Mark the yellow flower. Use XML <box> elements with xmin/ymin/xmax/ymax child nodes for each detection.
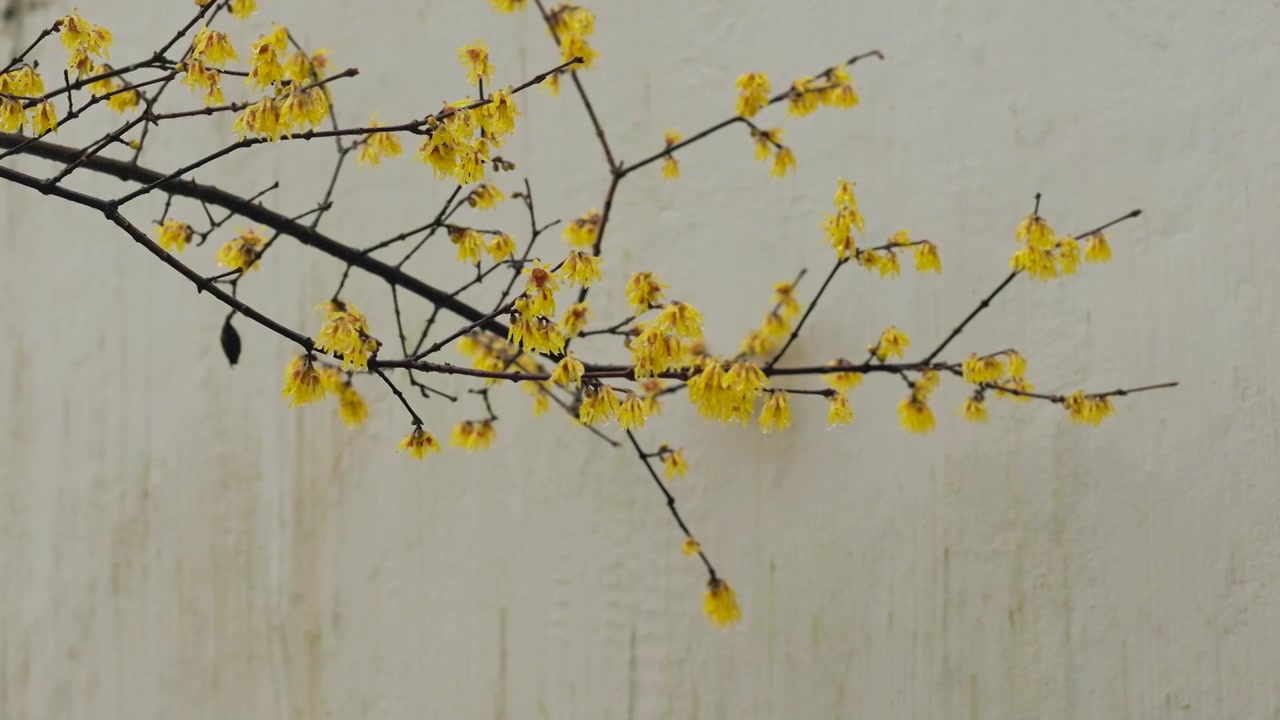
<box><xmin>897</xmin><ymin>391</ymin><xmax>936</xmax><ymax>433</ymax></box>
<box><xmin>661</xmin><ymin>156</ymin><xmax>680</xmax><ymax>180</ymax></box>
<box><xmin>875</xmin><ymin>249</ymin><xmax>901</xmax><ymax>278</ymax></box>
<box><xmin>655</xmin><ymin>301</ymin><xmax>703</xmax><ymax>339</ymax></box>
<box><xmin>561</xmin><ymin>34</ymin><xmax>597</xmax><ymax>69</ymax></box>
<box><xmin>825</xmin><ymin>360</ymin><xmax>864</xmax><ymax>392</ymax></box>
<box><xmin>452</xmin><ymin>139</ymin><xmax>487</xmax><ymax>185</ymax></box>
<box><xmin>451</xmin><ymin>420</ymin><xmax>497</xmax><ymax>451</ymax></box>
<box><xmin>266</xmin><ymin>25</ymin><xmax>289</xmax><ymax>54</ymax></box>
<box><xmin>1010</xmin><ymin>244</ymin><xmax>1059</xmax><ymax>281</ymax></box>
<box><xmin>245</xmin><ymin>35</ymin><xmax>284</xmax><ymax>91</ymax></box>
<box><xmin>520</xmin><ymin>262</ymin><xmax>560</xmax><ymax>317</ymax></box>
<box><xmin>397</xmin><ymin>426</ymin><xmax>442</xmax><ymax>459</ymax></box>
<box><xmin>416</xmin><ymin>122</ymin><xmax>457</xmax><ymax>178</ymax></box>
<box><xmin>918</xmin><ymin>370</ymin><xmax>941</xmax><ymax>397</ymax></box>
<box><xmin>550</xmin><ymin>353</ymin><xmax>585</xmax><ymax>386</ymax></box>
<box><xmin>563</xmin><ymin>210</ymin><xmax>601</xmax><ymax>249</ymax></box>
<box><xmin>450</xmin><ymin>227</ymin><xmax>486</xmax><ymax>266</ymax></box>
<box><xmin>834</xmin><ymin>178</ymin><xmax>858</xmax><ymax>210</ymax></box>
<box><xmin>1063</xmin><ymin>391</ymin><xmax>1116</xmax><ymax>425</ymax></box>
<box><xmin>0</xmin><ymin>65</ymin><xmax>44</xmax><ymax>96</ymax></box>
<box><xmin>1016</xmin><ymin>214</ymin><xmax>1056</xmax><ymax>250</ymax></box>
<box><xmin>357</xmin><ymin>116</ymin><xmax>403</xmax><ymax>167</ymax></box>
<box><xmin>549</xmin><ymin>4</ymin><xmax>595</xmax><ymax>37</ymax></box>
<box><xmin>579</xmin><ymin>385</ymin><xmax>620</xmax><ymax>426</ymax></box>
<box><xmin>278</xmin><ymin>86</ymin><xmax>328</xmax><ymax>132</ymax></box>
<box><xmin>625</xmin><ymin>272</ymin><xmax>668</xmax><ymax>313</ymax></box>
<box><xmin>827</xmin><ymin>392</ymin><xmax>853</xmax><ymax>426</ymax></box>
<box><xmin>181</xmin><ymin>60</ymin><xmax>224</xmax><ymax>106</ymax></box>
<box><xmin>459</xmin><ymin>41</ymin><xmax>494</xmax><ymax>87</ymax></box>
<box><xmin>1007</xmin><ymin>351</ymin><xmax>1027</xmax><ymax>379</ymax></box>
<box><xmin>960</xmin><ymin>396</ymin><xmax>988</xmax><ymax>423</ymax></box>
<box><xmin>281</xmin><ymin>355</ymin><xmax>326</xmax><ymax>407</ymax></box>
<box><xmin>662</xmin><ymin>446</ymin><xmax>688</xmax><ymax>479</ymax></box>
<box><xmin>703</xmin><ymin>578</ymin><xmax>742</xmax><ymax>628</ymax></box>
<box><xmin>769</xmin><ymin>146</ymin><xmax>796</xmax><ymax>178</ymax></box>
<box><xmin>767</xmin><ymin>284</ymin><xmax>801</xmax><ymax>321</ymax></box>
<box><xmin>315</xmin><ymin>301</ymin><xmax>376</xmax><ymax>371</ymax></box>
<box><xmin>488</xmin><ymin>0</ymin><xmax>527</xmax><ymax>12</ymax></box>
<box><xmin>735</xmin><ymin>72</ymin><xmax>770</xmax><ymax>118</ymax></box>
<box><xmin>682</xmin><ymin>537</ymin><xmax>701</xmax><ymax>557</ymax></box>
<box><xmin>232</xmin><ymin>96</ymin><xmax>282</xmax><ymax>140</ymax></box>
<box><xmin>337</xmin><ymin>384</ymin><xmax>368</xmax><ymax>427</ymax></box>
<box><xmin>561</xmin><ymin>302</ymin><xmax>592</xmax><ymax>337</ymax></box>
<box><xmin>30</xmin><ymin>102</ymin><xmax>57</xmax><ymax>135</ymax></box>
<box><xmin>192</xmin><ymin>27</ymin><xmax>238</xmax><ymax>68</ymax></box>
<box><xmin>1057</xmin><ymin>235</ymin><xmax>1081</xmax><ymax>275</ymax></box>
<box><xmin>468</xmin><ymin>183</ymin><xmax>505</xmax><ymax>210</ymax></box>
<box><xmin>154</xmin><ymin>220</ymin><xmax>193</xmax><ymax>254</ymax></box>
<box><xmin>617</xmin><ymin>392</ymin><xmax>647</xmax><ymax>430</ymax></box>
<box><xmin>215</xmin><ymin>228</ymin><xmax>269</xmax><ymax>272</ymax></box>
<box><xmin>752</xmin><ymin>127</ymin><xmax>782</xmax><ymax>161</ymax></box>
<box><xmin>820</xmin><ymin>65</ymin><xmax>860</xmax><ymax>108</ymax></box>
<box><xmin>786</xmin><ymin>76</ymin><xmax>820</xmax><ymax>117</ymax></box>
<box><xmin>758</xmin><ymin>390</ymin><xmax>791</xmax><ymax>433</ymax></box>
<box><xmin>873</xmin><ymin>326</ymin><xmax>910</xmax><ymax>361</ymax></box>
<box><xmin>914</xmin><ymin>241</ymin><xmax>942</xmax><ymax>273</ymax></box>
<box><xmin>479</xmin><ymin>89</ymin><xmax>519</xmax><ymax>138</ymax></box>
<box><xmin>59</xmin><ymin>11</ymin><xmax>112</xmax><ymax>58</ymax></box>
<box><xmin>229</xmin><ymin>0</ymin><xmax>257</xmax><ymax>20</ymax></box>
<box><xmin>1085</xmin><ymin>233</ymin><xmax>1112</xmax><ymax>263</ymax></box>
<box><xmin>106</xmin><ymin>88</ymin><xmax>139</xmax><ymax>114</ymax></box>
<box><xmin>559</xmin><ymin>250</ymin><xmax>603</xmax><ymax>288</ymax></box>
<box><xmin>628</xmin><ymin>323</ymin><xmax>681</xmax><ymax>379</ymax></box>
<box><xmin>961</xmin><ymin>353</ymin><xmax>1005</xmax><ymax>384</ymax></box>
<box><xmin>486</xmin><ymin>233</ymin><xmax>516</xmax><ymax>261</ymax></box>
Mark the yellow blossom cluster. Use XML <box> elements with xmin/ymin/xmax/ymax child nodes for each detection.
<box><xmin>315</xmin><ymin>300</ymin><xmax>380</xmax><ymax>371</ymax></box>
<box><xmin>659</xmin><ymin>444</ymin><xmax>688</xmax><ymax>479</ymax></box>
<box><xmin>154</xmin><ymin>220</ymin><xmax>194</xmax><ymax>254</ymax></box>
<box><xmin>740</xmin><ymin>282</ymin><xmax>802</xmax><ymax>358</ymax></box>
<box><xmin>357</xmin><ymin>115</ymin><xmax>404</xmax><ymax>167</ymax></box>
<box><xmin>0</xmin><ymin>65</ymin><xmax>56</xmax><ymax>134</ymax></box>
<box><xmin>1063</xmin><ymin>391</ymin><xmax>1116</xmax><ymax>425</ymax></box>
<box><xmin>397</xmin><ymin>426</ymin><xmax>442</xmax><ymax>459</ymax></box>
<box><xmin>60</xmin><ymin>9</ymin><xmax>112</xmax><ymax>90</ymax></box>
<box><xmin>661</xmin><ymin>129</ymin><xmax>681</xmax><ymax>179</ymax></box>
<box><xmin>824</xmin><ymin>178</ymin><xmax>865</xmax><ymax>259</ymax></box>
<box><xmin>870</xmin><ymin>325</ymin><xmax>911</xmax><ymax>361</ymax></box>
<box><xmin>468</xmin><ymin>183</ymin><xmax>505</xmax><ymax>210</ymax></box>
<box><xmin>687</xmin><ymin>358</ymin><xmax>770</xmax><ymax>426</ymax></box>
<box><xmin>282</xmin><ymin>354</ymin><xmax>326</xmax><ymax>407</ymax></box>
<box><xmin>704</xmin><ymin>578</ymin><xmax>742</xmax><ymax>628</ymax></box>
<box><xmin>562</xmin><ymin>210</ymin><xmax>601</xmax><ymax>249</ymax></box>
<box><xmin>281</xmin><ymin>358</ymin><xmax>370</xmax><ymax>428</ymax></box>
<box><xmin>547</xmin><ymin>3</ymin><xmax>597</xmax><ymax>71</ymax></box>
<box><xmin>451</xmin><ymin>420</ymin><xmax>497</xmax><ymax>451</ymax></box>
<box><xmin>786</xmin><ymin>64</ymin><xmax>860</xmax><ymax>117</ymax></box>
<box><xmin>214</xmin><ymin>227</ymin><xmax>269</xmax><ymax>272</ymax></box>
<box><xmin>1011</xmin><ymin>213</ymin><xmax>1111</xmax><ymax>280</ymax></box>
<box><xmin>416</xmin><ymin>80</ymin><xmax>519</xmax><ymax>185</ymax></box>
<box><xmin>897</xmin><ymin>378</ymin><xmax>937</xmax><ymax>434</ymax></box>
<box><xmin>487</xmin><ymin>0</ymin><xmax>528</xmax><ymax>13</ymax></box>
<box><xmin>229</xmin><ymin>0</ymin><xmax>257</xmax><ymax>20</ymax></box>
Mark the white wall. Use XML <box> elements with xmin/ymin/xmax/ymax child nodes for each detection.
<box><xmin>2</xmin><ymin>0</ymin><xmax>1277</xmax><ymax>717</ymax></box>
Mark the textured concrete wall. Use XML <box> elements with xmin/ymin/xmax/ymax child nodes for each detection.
<box><xmin>2</xmin><ymin>0</ymin><xmax>1277</xmax><ymax>718</ymax></box>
